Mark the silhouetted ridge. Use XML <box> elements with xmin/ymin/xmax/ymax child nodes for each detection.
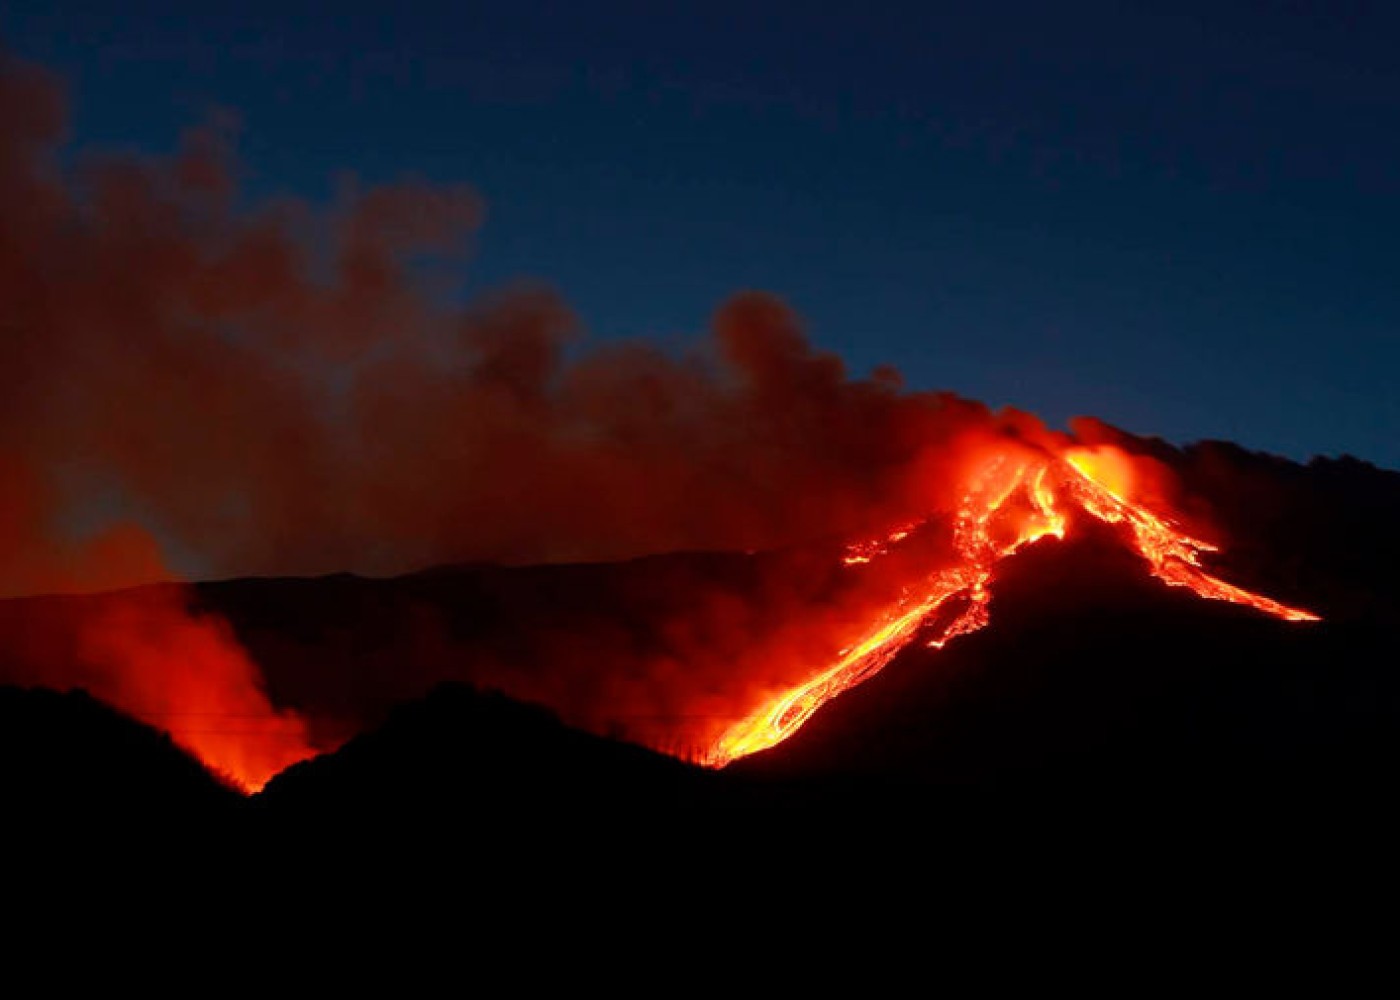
<box><xmin>1</xmin><ymin>685</ymin><xmax>243</xmax><ymax>823</ymax></box>
<box><xmin>1</xmin><ymin>441</ymin><xmax>1397</xmax><ymax>833</ymax></box>
<box><xmin>254</xmin><ymin>681</ymin><xmax>719</xmax><ymax>825</ymax></box>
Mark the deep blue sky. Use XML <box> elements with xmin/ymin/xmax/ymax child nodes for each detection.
<box><xmin>6</xmin><ymin>1</ymin><xmax>1398</xmax><ymax>468</ymax></box>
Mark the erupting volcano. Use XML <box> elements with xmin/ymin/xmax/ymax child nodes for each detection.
<box><xmin>705</xmin><ymin>441</ymin><xmax>1319</xmax><ymax>767</ymax></box>
<box><xmin>2</xmin><ymin>49</ymin><xmax>1382</xmax><ymax>813</ymax></box>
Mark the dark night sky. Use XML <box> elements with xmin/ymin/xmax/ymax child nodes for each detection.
<box><xmin>5</xmin><ymin>1</ymin><xmax>1398</xmax><ymax>469</ymax></box>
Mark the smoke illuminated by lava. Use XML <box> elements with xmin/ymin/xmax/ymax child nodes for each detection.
<box><xmin>74</xmin><ymin>585</ymin><xmax>314</xmax><ymax>792</ymax></box>
<box><xmin>0</xmin><ymin>52</ymin><xmax>1323</xmax><ymax>792</ymax></box>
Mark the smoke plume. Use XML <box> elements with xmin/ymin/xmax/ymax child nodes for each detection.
<box><xmin>12</xmin><ymin>51</ymin><xmax>1262</xmax><ymax>784</ymax></box>
<box><xmin>0</xmin><ymin>52</ymin><xmax>1042</xmax><ymax>600</ymax></box>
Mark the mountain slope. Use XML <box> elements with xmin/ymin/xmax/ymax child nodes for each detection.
<box><xmin>728</xmin><ymin>522</ymin><xmax>1400</xmax><ymax>798</ymax></box>
<box><xmin>1</xmin><ymin>441</ymin><xmax>1397</xmax><ymax>827</ymax></box>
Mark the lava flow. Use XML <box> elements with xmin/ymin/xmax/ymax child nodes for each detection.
<box><xmin>704</xmin><ymin>443</ymin><xmax>1320</xmax><ymax>767</ymax></box>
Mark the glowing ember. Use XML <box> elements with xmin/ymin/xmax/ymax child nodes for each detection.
<box><xmin>705</xmin><ymin>443</ymin><xmax>1319</xmax><ymax>767</ymax></box>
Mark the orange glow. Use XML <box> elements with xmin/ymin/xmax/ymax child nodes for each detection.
<box><xmin>1063</xmin><ymin>445</ymin><xmax>1137</xmax><ymax>500</ymax></box>
<box><xmin>705</xmin><ymin>442</ymin><xmax>1318</xmax><ymax>767</ymax></box>
<box><xmin>76</xmin><ymin>588</ymin><xmax>315</xmax><ymax>792</ymax></box>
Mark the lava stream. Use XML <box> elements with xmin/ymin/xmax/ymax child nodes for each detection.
<box><xmin>705</xmin><ymin>445</ymin><xmax>1319</xmax><ymax>767</ymax></box>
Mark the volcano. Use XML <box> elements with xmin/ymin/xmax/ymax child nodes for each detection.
<box><xmin>8</xmin><ymin>46</ymin><xmax>1395</xmax><ymax>826</ymax></box>
<box><xmin>4</xmin><ymin>436</ymin><xmax>1398</xmax><ymax>841</ymax></box>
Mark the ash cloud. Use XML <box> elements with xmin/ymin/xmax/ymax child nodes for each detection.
<box><xmin>0</xmin><ymin>51</ymin><xmax>1029</xmax><ymax>599</ymax></box>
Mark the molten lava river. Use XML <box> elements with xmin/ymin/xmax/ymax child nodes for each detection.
<box><xmin>701</xmin><ymin>443</ymin><xmax>1319</xmax><ymax>768</ymax></box>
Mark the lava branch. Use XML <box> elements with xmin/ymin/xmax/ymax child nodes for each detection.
<box><xmin>1061</xmin><ymin>451</ymin><xmax>1320</xmax><ymax>623</ymax></box>
<box><xmin>704</xmin><ymin>446</ymin><xmax>1319</xmax><ymax>768</ymax></box>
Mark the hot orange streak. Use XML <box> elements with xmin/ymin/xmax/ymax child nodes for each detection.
<box><xmin>705</xmin><ymin>446</ymin><xmax>1318</xmax><ymax>767</ymax></box>
<box><xmin>704</xmin><ymin>454</ymin><xmax>1066</xmax><ymax>765</ymax></box>
<box><xmin>1062</xmin><ymin>450</ymin><xmax>1319</xmax><ymax>623</ymax></box>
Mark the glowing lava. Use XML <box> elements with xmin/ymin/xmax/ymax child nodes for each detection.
<box><xmin>705</xmin><ymin>444</ymin><xmax>1319</xmax><ymax>767</ymax></box>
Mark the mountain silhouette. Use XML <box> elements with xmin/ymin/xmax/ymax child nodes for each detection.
<box><xmin>1</xmin><ymin>685</ymin><xmax>242</xmax><ymax>827</ymax></box>
<box><xmin>3</xmin><ymin>441</ymin><xmax>1398</xmax><ymax>851</ymax></box>
<box><xmin>729</xmin><ymin>520</ymin><xmax>1400</xmax><ymax>798</ymax></box>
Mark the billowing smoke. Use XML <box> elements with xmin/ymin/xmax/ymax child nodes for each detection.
<box><xmin>0</xmin><ymin>52</ymin><xmax>1038</xmax><ymax>602</ymax></box>
<box><xmin>18</xmin><ymin>52</ymin><xmax>1281</xmax><ymax>784</ymax></box>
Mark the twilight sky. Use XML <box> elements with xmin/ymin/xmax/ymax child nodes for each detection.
<box><xmin>5</xmin><ymin>0</ymin><xmax>1398</xmax><ymax>469</ymax></box>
